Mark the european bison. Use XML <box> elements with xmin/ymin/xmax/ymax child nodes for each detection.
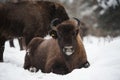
<box><xmin>0</xmin><ymin>1</ymin><xmax>69</xmax><ymax>62</ymax></box>
<box><xmin>24</xmin><ymin>18</ymin><xmax>90</xmax><ymax>75</ymax></box>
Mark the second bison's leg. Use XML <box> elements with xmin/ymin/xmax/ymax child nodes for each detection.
<box><xmin>18</xmin><ymin>37</ymin><xmax>26</xmax><ymax>50</ymax></box>
<box><xmin>0</xmin><ymin>46</ymin><xmax>4</xmax><ymax>62</ymax></box>
<box><xmin>0</xmin><ymin>37</ymin><xmax>6</xmax><ymax>62</ymax></box>
<box><xmin>21</xmin><ymin>37</ymin><xmax>26</xmax><ymax>50</ymax></box>
<box><xmin>9</xmin><ymin>39</ymin><xmax>15</xmax><ymax>47</ymax></box>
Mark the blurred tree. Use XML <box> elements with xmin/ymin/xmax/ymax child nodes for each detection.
<box><xmin>97</xmin><ymin>0</ymin><xmax>120</xmax><ymax>37</ymax></box>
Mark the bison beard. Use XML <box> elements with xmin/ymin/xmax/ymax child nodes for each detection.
<box><xmin>0</xmin><ymin>1</ymin><xmax>69</xmax><ymax>62</ymax></box>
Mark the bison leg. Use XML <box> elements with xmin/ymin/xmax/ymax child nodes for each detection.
<box><xmin>0</xmin><ymin>46</ymin><xmax>4</xmax><ymax>62</ymax></box>
<box><xmin>21</xmin><ymin>37</ymin><xmax>26</xmax><ymax>50</ymax></box>
<box><xmin>83</xmin><ymin>61</ymin><xmax>90</xmax><ymax>68</ymax></box>
<box><xmin>23</xmin><ymin>52</ymin><xmax>31</xmax><ymax>70</ymax></box>
<box><xmin>9</xmin><ymin>39</ymin><xmax>15</xmax><ymax>47</ymax></box>
<box><xmin>45</xmin><ymin>59</ymin><xmax>56</xmax><ymax>73</ymax></box>
<box><xmin>29</xmin><ymin>66</ymin><xmax>38</xmax><ymax>72</ymax></box>
<box><xmin>24</xmin><ymin>51</ymin><xmax>39</xmax><ymax>72</ymax></box>
<box><xmin>18</xmin><ymin>37</ymin><xmax>26</xmax><ymax>50</ymax></box>
<box><xmin>0</xmin><ymin>37</ymin><xmax>6</xmax><ymax>62</ymax></box>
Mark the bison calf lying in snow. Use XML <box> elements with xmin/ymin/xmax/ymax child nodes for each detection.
<box><xmin>24</xmin><ymin>18</ymin><xmax>90</xmax><ymax>75</ymax></box>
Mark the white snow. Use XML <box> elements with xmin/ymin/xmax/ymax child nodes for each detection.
<box><xmin>0</xmin><ymin>36</ymin><xmax>120</xmax><ymax>80</ymax></box>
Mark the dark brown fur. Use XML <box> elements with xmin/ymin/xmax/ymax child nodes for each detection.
<box><xmin>24</xmin><ymin>19</ymin><xmax>89</xmax><ymax>75</ymax></box>
<box><xmin>0</xmin><ymin>1</ymin><xmax>69</xmax><ymax>62</ymax></box>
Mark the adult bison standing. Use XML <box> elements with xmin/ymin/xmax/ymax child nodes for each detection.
<box><xmin>0</xmin><ymin>1</ymin><xmax>69</xmax><ymax>62</ymax></box>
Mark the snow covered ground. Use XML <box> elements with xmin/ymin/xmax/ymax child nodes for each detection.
<box><xmin>0</xmin><ymin>36</ymin><xmax>120</xmax><ymax>80</ymax></box>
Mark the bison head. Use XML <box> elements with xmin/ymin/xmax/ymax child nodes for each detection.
<box><xmin>49</xmin><ymin>18</ymin><xmax>80</xmax><ymax>56</ymax></box>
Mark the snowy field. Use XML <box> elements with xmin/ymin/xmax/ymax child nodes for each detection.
<box><xmin>0</xmin><ymin>36</ymin><xmax>120</xmax><ymax>80</ymax></box>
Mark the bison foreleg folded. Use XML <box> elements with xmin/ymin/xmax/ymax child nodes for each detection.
<box><xmin>23</xmin><ymin>52</ymin><xmax>31</xmax><ymax>70</ymax></box>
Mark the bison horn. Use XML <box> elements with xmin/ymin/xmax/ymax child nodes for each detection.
<box><xmin>51</xmin><ymin>18</ymin><xmax>61</xmax><ymax>29</ymax></box>
<box><xmin>73</xmin><ymin>17</ymin><xmax>80</xmax><ymax>26</ymax></box>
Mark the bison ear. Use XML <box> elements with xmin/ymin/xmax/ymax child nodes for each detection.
<box><xmin>49</xmin><ymin>30</ymin><xmax>57</xmax><ymax>39</ymax></box>
<box><xmin>73</xmin><ymin>17</ymin><xmax>80</xmax><ymax>26</ymax></box>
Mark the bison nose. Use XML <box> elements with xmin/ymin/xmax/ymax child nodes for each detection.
<box><xmin>63</xmin><ymin>46</ymin><xmax>74</xmax><ymax>56</ymax></box>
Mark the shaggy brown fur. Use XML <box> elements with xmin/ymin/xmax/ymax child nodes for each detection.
<box><xmin>0</xmin><ymin>1</ymin><xmax>69</xmax><ymax>62</ymax></box>
<box><xmin>24</xmin><ymin>19</ymin><xmax>89</xmax><ymax>75</ymax></box>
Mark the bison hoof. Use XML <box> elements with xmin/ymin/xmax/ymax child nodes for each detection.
<box><xmin>29</xmin><ymin>67</ymin><xmax>37</xmax><ymax>72</ymax></box>
<box><xmin>83</xmin><ymin>61</ymin><xmax>90</xmax><ymax>68</ymax></box>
